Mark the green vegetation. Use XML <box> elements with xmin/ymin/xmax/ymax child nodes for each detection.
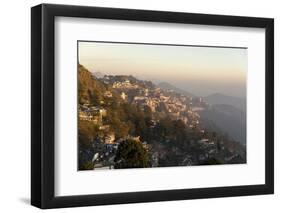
<box><xmin>79</xmin><ymin>64</ymin><xmax>106</xmax><ymax>105</ymax></box>
<box><xmin>202</xmin><ymin>158</ymin><xmax>222</xmax><ymax>165</ymax></box>
<box><xmin>114</xmin><ymin>139</ymin><xmax>150</xmax><ymax>169</ymax></box>
<box><xmin>78</xmin><ymin>120</ymin><xmax>99</xmax><ymax>149</ymax></box>
<box><xmin>79</xmin><ymin>161</ymin><xmax>94</xmax><ymax>170</ymax></box>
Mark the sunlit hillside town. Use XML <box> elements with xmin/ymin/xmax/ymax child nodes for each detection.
<box><xmin>78</xmin><ymin>70</ymin><xmax>246</xmax><ymax>170</ymax></box>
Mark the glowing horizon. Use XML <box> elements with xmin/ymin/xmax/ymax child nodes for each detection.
<box><xmin>78</xmin><ymin>41</ymin><xmax>247</xmax><ymax>98</ymax></box>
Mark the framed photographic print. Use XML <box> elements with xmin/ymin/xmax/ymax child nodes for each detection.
<box><xmin>31</xmin><ymin>3</ymin><xmax>274</xmax><ymax>209</ymax></box>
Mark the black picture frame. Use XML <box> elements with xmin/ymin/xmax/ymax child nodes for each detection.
<box><xmin>31</xmin><ymin>3</ymin><xmax>274</xmax><ymax>209</ymax></box>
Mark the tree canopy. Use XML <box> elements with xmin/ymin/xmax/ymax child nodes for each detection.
<box><xmin>114</xmin><ymin>139</ymin><xmax>149</xmax><ymax>169</ymax></box>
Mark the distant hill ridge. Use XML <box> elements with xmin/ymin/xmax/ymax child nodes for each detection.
<box><xmin>199</xmin><ymin>103</ymin><xmax>246</xmax><ymax>144</ymax></box>
<box><xmin>204</xmin><ymin>93</ymin><xmax>246</xmax><ymax>112</ymax></box>
<box><xmin>157</xmin><ymin>82</ymin><xmax>194</xmax><ymax>97</ymax></box>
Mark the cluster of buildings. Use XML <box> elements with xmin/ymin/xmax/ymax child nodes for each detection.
<box><xmin>106</xmin><ymin>77</ymin><xmax>204</xmax><ymax>129</ymax></box>
<box><xmin>112</xmin><ymin>79</ymin><xmax>139</xmax><ymax>89</ymax></box>
<box><xmin>186</xmin><ymin>110</ymin><xmax>201</xmax><ymax>128</ymax></box>
<box><xmin>78</xmin><ymin>104</ymin><xmax>107</xmax><ymax>125</ymax></box>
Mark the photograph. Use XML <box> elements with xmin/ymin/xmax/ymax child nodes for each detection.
<box><xmin>78</xmin><ymin>41</ymin><xmax>247</xmax><ymax>170</ymax></box>
<box><xmin>29</xmin><ymin>3</ymin><xmax>274</xmax><ymax>209</ymax></box>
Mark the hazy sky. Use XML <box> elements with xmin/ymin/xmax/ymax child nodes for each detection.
<box><xmin>78</xmin><ymin>41</ymin><xmax>247</xmax><ymax>98</ymax></box>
